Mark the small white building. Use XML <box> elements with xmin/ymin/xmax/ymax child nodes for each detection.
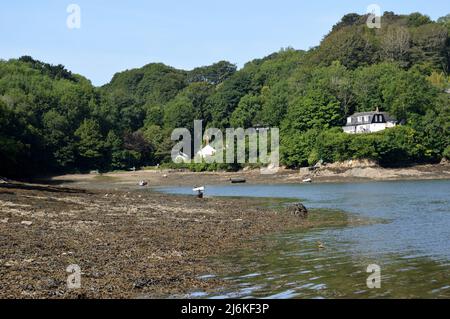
<box><xmin>343</xmin><ymin>110</ymin><xmax>397</xmax><ymax>134</ymax></box>
<box><xmin>196</xmin><ymin>144</ymin><xmax>217</xmax><ymax>158</ymax></box>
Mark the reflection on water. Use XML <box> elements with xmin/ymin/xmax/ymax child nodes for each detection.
<box><xmin>204</xmin><ymin>230</ymin><xmax>449</xmax><ymax>298</ymax></box>
<box><xmin>158</xmin><ymin>180</ymin><xmax>450</xmax><ymax>298</ymax></box>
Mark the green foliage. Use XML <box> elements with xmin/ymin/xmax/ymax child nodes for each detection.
<box><xmin>0</xmin><ymin>11</ymin><xmax>449</xmax><ymax>176</ymax></box>
<box><xmin>314</xmin><ymin>25</ymin><xmax>379</xmax><ymax>69</ymax></box>
<box><xmin>18</xmin><ymin>56</ymin><xmax>77</xmax><ymax>81</ymax></box>
<box><xmin>444</xmin><ymin>146</ymin><xmax>450</xmax><ymax>160</ymax></box>
<box><xmin>312</xmin><ymin>12</ymin><xmax>449</xmax><ymax>73</ymax></box>
<box><xmin>75</xmin><ymin>119</ymin><xmax>105</xmax><ymax>169</ymax></box>
<box><xmin>0</xmin><ymin>99</ymin><xmax>28</xmax><ymax>175</ymax></box>
<box><xmin>408</xmin><ymin>13</ymin><xmax>432</xmax><ymax>27</ymax></box>
<box><xmin>230</xmin><ymin>94</ymin><xmax>262</xmax><ymax>128</ymax></box>
<box><xmin>281</xmin><ymin>90</ymin><xmax>342</xmax><ymax>133</ymax></box>
<box><xmin>437</xmin><ymin>14</ymin><xmax>450</xmax><ymax>33</ymax></box>
<box><xmin>188</xmin><ymin>61</ymin><xmax>237</xmax><ymax>85</ymax></box>
<box><xmin>280</xmin><ymin>129</ymin><xmax>319</xmax><ymax>168</ymax></box>
<box><xmin>163</xmin><ymin>82</ymin><xmax>213</xmax><ymax>131</ymax></box>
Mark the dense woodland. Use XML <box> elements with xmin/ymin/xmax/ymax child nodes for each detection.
<box><xmin>1</xmin><ymin>12</ymin><xmax>450</xmax><ymax>177</ymax></box>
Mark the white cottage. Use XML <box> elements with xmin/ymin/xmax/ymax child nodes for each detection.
<box><xmin>343</xmin><ymin>110</ymin><xmax>397</xmax><ymax>134</ymax></box>
<box><xmin>196</xmin><ymin>144</ymin><xmax>217</xmax><ymax>158</ymax></box>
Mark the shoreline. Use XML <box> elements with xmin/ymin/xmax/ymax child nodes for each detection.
<box><xmin>43</xmin><ymin>162</ymin><xmax>450</xmax><ymax>189</ymax></box>
<box><xmin>1</xmin><ymin>162</ymin><xmax>447</xmax><ymax>299</ymax></box>
<box><xmin>0</xmin><ymin>181</ymin><xmax>355</xmax><ymax>299</ymax></box>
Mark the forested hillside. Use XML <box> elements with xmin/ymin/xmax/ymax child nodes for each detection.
<box><xmin>1</xmin><ymin>12</ymin><xmax>449</xmax><ymax>177</ymax></box>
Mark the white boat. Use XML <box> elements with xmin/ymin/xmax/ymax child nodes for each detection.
<box><xmin>193</xmin><ymin>186</ymin><xmax>205</xmax><ymax>192</ymax></box>
<box><xmin>193</xmin><ymin>186</ymin><xmax>205</xmax><ymax>199</ymax></box>
<box><xmin>138</xmin><ymin>180</ymin><xmax>148</xmax><ymax>187</ymax></box>
<box><xmin>303</xmin><ymin>178</ymin><xmax>312</xmax><ymax>183</ymax></box>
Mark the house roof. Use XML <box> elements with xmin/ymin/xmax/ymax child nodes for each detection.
<box><xmin>347</xmin><ymin>111</ymin><xmax>396</xmax><ymax>124</ymax></box>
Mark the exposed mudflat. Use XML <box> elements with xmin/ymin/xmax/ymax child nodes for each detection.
<box><xmin>0</xmin><ymin>182</ymin><xmax>350</xmax><ymax>299</ymax></box>
<box><xmin>3</xmin><ymin>162</ymin><xmax>445</xmax><ymax>299</ymax></box>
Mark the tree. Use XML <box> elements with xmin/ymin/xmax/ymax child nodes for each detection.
<box><xmin>259</xmin><ymin>83</ymin><xmax>290</xmax><ymax>127</ymax></box>
<box><xmin>0</xmin><ymin>100</ymin><xmax>28</xmax><ymax>176</ymax></box>
<box><xmin>410</xmin><ymin>24</ymin><xmax>448</xmax><ymax>72</ymax></box>
<box><xmin>123</xmin><ymin>131</ymin><xmax>152</xmax><ymax>167</ymax></box>
<box><xmin>407</xmin><ymin>13</ymin><xmax>432</xmax><ymax>27</ymax></box>
<box><xmin>42</xmin><ymin>110</ymin><xmax>75</xmax><ymax>168</ymax></box>
<box><xmin>437</xmin><ymin>14</ymin><xmax>450</xmax><ymax>33</ymax></box>
<box><xmin>104</xmin><ymin>130</ymin><xmax>143</xmax><ymax>170</ymax></box>
<box><xmin>230</xmin><ymin>94</ymin><xmax>262</xmax><ymax>128</ymax></box>
<box><xmin>314</xmin><ymin>25</ymin><xmax>378</xmax><ymax>69</ymax></box>
<box><xmin>205</xmin><ymin>71</ymin><xmax>253</xmax><ymax>128</ymax></box>
<box><xmin>75</xmin><ymin>119</ymin><xmax>105</xmax><ymax>169</ymax></box>
<box><xmin>281</xmin><ymin>91</ymin><xmax>342</xmax><ymax>133</ymax></box>
<box><xmin>188</xmin><ymin>61</ymin><xmax>237</xmax><ymax>85</ymax></box>
<box><xmin>163</xmin><ymin>82</ymin><xmax>213</xmax><ymax>131</ymax></box>
<box><xmin>143</xmin><ymin>125</ymin><xmax>173</xmax><ymax>164</ymax></box>
<box><xmin>381</xmin><ymin>26</ymin><xmax>411</xmax><ymax>67</ymax></box>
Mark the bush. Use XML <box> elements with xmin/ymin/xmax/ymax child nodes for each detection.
<box><xmin>443</xmin><ymin>145</ymin><xmax>450</xmax><ymax>160</ymax></box>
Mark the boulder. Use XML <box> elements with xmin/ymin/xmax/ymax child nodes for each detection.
<box><xmin>286</xmin><ymin>203</ymin><xmax>308</xmax><ymax>219</ymax></box>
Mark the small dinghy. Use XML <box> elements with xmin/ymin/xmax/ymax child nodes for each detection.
<box><xmin>230</xmin><ymin>178</ymin><xmax>246</xmax><ymax>184</ymax></box>
<box><xmin>138</xmin><ymin>180</ymin><xmax>148</xmax><ymax>187</ymax></box>
<box><xmin>193</xmin><ymin>186</ymin><xmax>205</xmax><ymax>198</ymax></box>
<box><xmin>302</xmin><ymin>178</ymin><xmax>312</xmax><ymax>183</ymax></box>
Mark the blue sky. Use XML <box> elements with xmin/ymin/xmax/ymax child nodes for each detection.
<box><xmin>1</xmin><ymin>0</ymin><xmax>448</xmax><ymax>86</ymax></box>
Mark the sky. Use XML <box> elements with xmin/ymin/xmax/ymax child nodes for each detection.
<box><xmin>1</xmin><ymin>0</ymin><xmax>449</xmax><ymax>86</ymax></box>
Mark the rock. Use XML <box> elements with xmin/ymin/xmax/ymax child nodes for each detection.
<box><xmin>42</xmin><ymin>278</ymin><xmax>62</xmax><ymax>290</ymax></box>
<box><xmin>21</xmin><ymin>221</ymin><xmax>33</xmax><ymax>226</ymax></box>
<box><xmin>0</xmin><ymin>218</ymin><xmax>9</xmax><ymax>223</ymax></box>
<box><xmin>133</xmin><ymin>278</ymin><xmax>159</xmax><ymax>289</ymax></box>
<box><xmin>5</xmin><ymin>260</ymin><xmax>16</xmax><ymax>267</ymax></box>
<box><xmin>286</xmin><ymin>203</ymin><xmax>308</xmax><ymax>219</ymax></box>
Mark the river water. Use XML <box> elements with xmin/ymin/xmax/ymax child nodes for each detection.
<box><xmin>158</xmin><ymin>180</ymin><xmax>450</xmax><ymax>298</ymax></box>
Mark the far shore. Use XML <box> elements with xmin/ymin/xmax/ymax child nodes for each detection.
<box><xmin>45</xmin><ymin>162</ymin><xmax>450</xmax><ymax>190</ymax></box>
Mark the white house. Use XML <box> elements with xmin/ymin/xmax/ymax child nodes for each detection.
<box><xmin>343</xmin><ymin>109</ymin><xmax>397</xmax><ymax>134</ymax></box>
<box><xmin>196</xmin><ymin>144</ymin><xmax>217</xmax><ymax>158</ymax></box>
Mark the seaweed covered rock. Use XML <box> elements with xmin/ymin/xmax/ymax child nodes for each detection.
<box><xmin>286</xmin><ymin>203</ymin><xmax>309</xmax><ymax>219</ymax></box>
